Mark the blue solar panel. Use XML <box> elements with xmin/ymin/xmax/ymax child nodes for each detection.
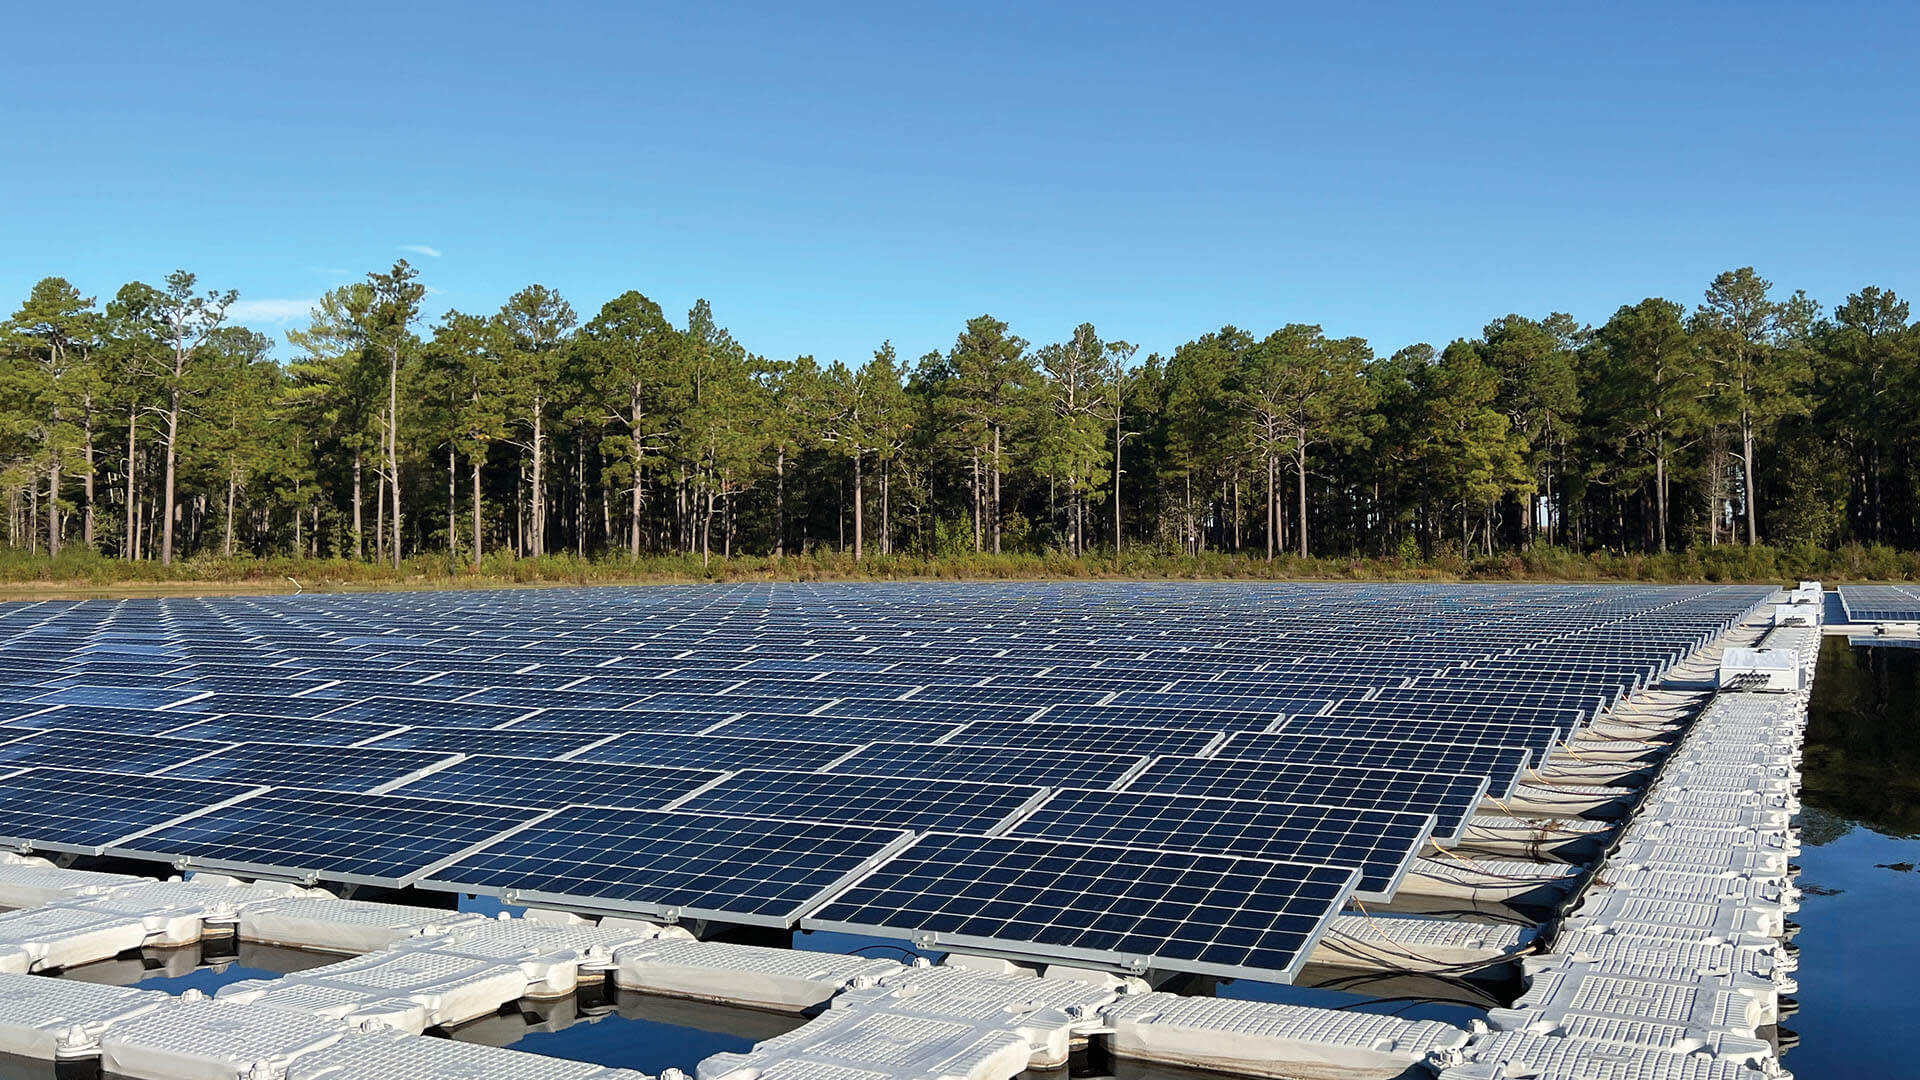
<box><xmin>828</xmin><ymin>741</ymin><xmax>1148</xmax><ymax>789</ymax></box>
<box><xmin>571</xmin><ymin>731</ymin><xmax>861</xmax><ymax>772</ymax></box>
<box><xmin>1125</xmin><ymin>757</ymin><xmax>1488</xmax><ymax>843</ymax></box>
<box><xmin>161</xmin><ymin>742</ymin><xmax>458</xmax><ymax>793</ymax></box>
<box><xmin>805</xmin><ymin>833</ymin><xmax>1359</xmax><ymax>982</ymax></box>
<box><xmin>421</xmin><ymin>807</ymin><xmax>915</xmax><ymax>926</ymax></box>
<box><xmin>1005</xmin><ymin>787</ymin><xmax>1431</xmax><ymax>900</ymax></box>
<box><xmin>111</xmin><ymin>788</ymin><xmax>546</xmax><ymax>887</ymax></box>
<box><xmin>0</xmin><ymin>767</ymin><xmax>262</xmax><ymax>854</ymax></box>
<box><xmin>675</xmin><ymin>769</ymin><xmax>1046</xmax><ymax>833</ymax></box>
<box><xmin>382</xmin><ymin>754</ymin><xmax>723</xmax><ymax>809</ymax></box>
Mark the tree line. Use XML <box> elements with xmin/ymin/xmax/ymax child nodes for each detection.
<box><xmin>3</xmin><ymin>262</ymin><xmax>1915</xmax><ymax>569</ymax></box>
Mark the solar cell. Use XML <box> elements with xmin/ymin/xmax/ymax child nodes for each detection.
<box><xmin>421</xmin><ymin>806</ymin><xmax>915</xmax><ymax>926</ymax></box>
<box><xmin>0</xmin><ymin>767</ymin><xmax>263</xmax><ymax>854</ymax></box>
<box><xmin>110</xmin><ymin>788</ymin><xmax>547</xmax><ymax>887</ymax></box>
<box><xmin>814</xmin><ymin>698</ymin><xmax>1047</xmax><ymax>725</ymax></box>
<box><xmin>2</xmin><ymin>704</ymin><xmax>193</xmax><ymax>735</ymax></box>
<box><xmin>1125</xmin><ymin>757</ymin><xmax>1488</xmax><ymax>842</ymax></box>
<box><xmin>315</xmin><ymin>696</ymin><xmax>535</xmax><ymax>728</ymax></box>
<box><xmin>674</xmin><ymin>769</ymin><xmax>1046</xmax><ymax>833</ymax></box>
<box><xmin>0</xmin><ymin>729</ymin><xmax>230</xmax><ymax>774</ymax></box>
<box><xmin>941</xmin><ymin>719</ymin><xmax>1223</xmax><ymax>758</ymax></box>
<box><xmin>158</xmin><ymin>714</ymin><xmax>404</xmax><ymax>746</ymax></box>
<box><xmin>705</xmin><ymin>712</ymin><xmax>961</xmax><ymax>744</ymax></box>
<box><xmin>828</xmin><ymin>741</ymin><xmax>1148</xmax><ymax>789</ymax></box>
<box><xmin>571</xmin><ymin>731</ymin><xmax>861</xmax><ymax>772</ymax></box>
<box><xmin>510</xmin><ymin>708</ymin><xmax>724</xmax><ymax>734</ymax></box>
<box><xmin>1005</xmin><ymin>788</ymin><xmax>1431</xmax><ymax>899</ymax></box>
<box><xmin>157</xmin><ymin>693</ymin><xmax>352</xmax><ymax>718</ymax></box>
<box><xmin>1211</xmin><ymin>732</ymin><xmax>1533</xmax><ymax>798</ymax></box>
<box><xmin>360</xmin><ymin>726</ymin><xmax>614</xmax><ymax>758</ymax></box>
<box><xmin>805</xmin><ymin>833</ymin><xmax>1359</xmax><ymax>982</ymax></box>
<box><xmin>382</xmin><ymin>754</ymin><xmax>723</xmax><ymax>809</ymax></box>
<box><xmin>161</xmin><ymin>742</ymin><xmax>458</xmax><ymax>793</ymax></box>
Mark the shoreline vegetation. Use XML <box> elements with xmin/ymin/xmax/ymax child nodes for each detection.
<box><xmin>1</xmin><ymin>544</ymin><xmax>1914</xmax><ymax>598</ymax></box>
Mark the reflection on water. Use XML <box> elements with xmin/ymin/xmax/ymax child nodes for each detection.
<box><xmin>1793</xmin><ymin>638</ymin><xmax>1920</xmax><ymax>1079</ymax></box>
<box><xmin>58</xmin><ymin>939</ymin><xmax>337</xmax><ymax>995</ymax></box>
<box><xmin>446</xmin><ymin>982</ymin><xmax>802</xmax><ymax>1074</ymax></box>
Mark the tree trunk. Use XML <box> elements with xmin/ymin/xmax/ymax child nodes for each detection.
<box><xmin>447</xmin><ymin>443</ymin><xmax>458</xmax><ymax>563</ymax></box>
<box><xmin>1654</xmin><ymin>436</ymin><xmax>1670</xmax><ymax>554</ymax></box>
<box><xmin>970</xmin><ymin>448</ymin><xmax>982</xmax><ymax>553</ymax></box>
<box><xmin>160</xmin><ymin>389</ymin><xmax>180</xmax><ymax>566</ymax></box>
<box><xmin>223</xmin><ymin>465</ymin><xmax>236</xmax><ymax>557</ymax></box>
<box><xmin>388</xmin><ymin>347</ymin><xmax>402</xmax><ymax>570</ymax></box>
<box><xmin>472</xmin><ymin>453</ymin><xmax>485</xmax><ymax>566</ymax></box>
<box><xmin>881</xmin><ymin>456</ymin><xmax>892</xmax><ymax>556</ymax></box>
<box><xmin>81</xmin><ymin>400</ymin><xmax>95</xmax><ymax>549</ymax></box>
<box><xmin>124</xmin><ymin>403</ymin><xmax>138</xmax><ymax>560</ymax></box>
<box><xmin>991</xmin><ymin>426</ymin><xmax>1002</xmax><ymax>554</ymax></box>
<box><xmin>852</xmin><ymin>450</ymin><xmax>864</xmax><ymax>561</ymax></box>
<box><xmin>47</xmin><ymin>461</ymin><xmax>62</xmax><ymax>559</ymax></box>
<box><xmin>375</xmin><ymin>446</ymin><xmax>387</xmax><ymax>565</ymax></box>
<box><xmin>700</xmin><ymin>483</ymin><xmax>713</xmax><ymax>568</ymax></box>
<box><xmin>1296</xmin><ymin>445</ymin><xmax>1310</xmax><ymax>558</ymax></box>
<box><xmin>352</xmin><ymin>452</ymin><xmax>364</xmax><ymax>560</ymax></box>
<box><xmin>530</xmin><ymin>404</ymin><xmax>545</xmax><ymax>558</ymax></box>
<box><xmin>1266</xmin><ymin>454</ymin><xmax>1277</xmax><ymax>561</ymax></box>
<box><xmin>1742</xmin><ymin>421</ymin><xmax>1759</xmax><ymax>545</ymax></box>
<box><xmin>774</xmin><ymin>446</ymin><xmax>786</xmax><ymax>557</ymax></box>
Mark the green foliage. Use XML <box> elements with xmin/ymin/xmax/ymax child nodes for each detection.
<box><xmin>3</xmin><ymin>264</ymin><xmax>1920</xmax><ymax>579</ymax></box>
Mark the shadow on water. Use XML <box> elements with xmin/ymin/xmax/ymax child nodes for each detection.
<box><xmin>1791</xmin><ymin>637</ymin><xmax>1920</xmax><ymax>1079</ymax></box>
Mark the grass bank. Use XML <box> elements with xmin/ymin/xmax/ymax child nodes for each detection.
<box><xmin>0</xmin><ymin>543</ymin><xmax>1915</xmax><ymax>598</ymax></box>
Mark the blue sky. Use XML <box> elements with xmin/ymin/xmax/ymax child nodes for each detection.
<box><xmin>4</xmin><ymin>2</ymin><xmax>1913</xmax><ymax>364</ymax></box>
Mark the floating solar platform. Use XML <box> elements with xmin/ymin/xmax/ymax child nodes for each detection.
<box><xmin>0</xmin><ymin>580</ymin><xmax>1774</xmax><ymax>985</ymax></box>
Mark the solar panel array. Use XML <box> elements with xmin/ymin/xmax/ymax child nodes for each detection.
<box><xmin>0</xmin><ymin>581</ymin><xmax>1769</xmax><ymax>981</ymax></box>
<box><xmin>1837</xmin><ymin>584</ymin><xmax>1920</xmax><ymax>623</ymax></box>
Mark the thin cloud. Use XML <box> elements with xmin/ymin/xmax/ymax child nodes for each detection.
<box><xmin>399</xmin><ymin>244</ymin><xmax>442</xmax><ymax>258</ymax></box>
<box><xmin>227</xmin><ymin>298</ymin><xmax>318</xmax><ymax>324</ymax></box>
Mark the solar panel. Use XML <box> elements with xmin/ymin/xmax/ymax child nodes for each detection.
<box><xmin>571</xmin><ymin>731</ymin><xmax>861</xmax><ymax>772</ymax></box>
<box><xmin>109</xmin><ymin>788</ymin><xmax>547</xmax><ymax>887</ymax></box>
<box><xmin>674</xmin><ymin>769</ymin><xmax>1047</xmax><ymax>833</ymax></box>
<box><xmin>940</xmin><ymin>719</ymin><xmax>1224</xmax><ymax>758</ymax></box>
<box><xmin>27</xmin><ymin>685</ymin><xmax>205</xmax><ymax>709</ymax></box>
<box><xmin>157</xmin><ymin>693</ymin><xmax>356</xmax><ymax>718</ymax></box>
<box><xmin>420</xmin><ymin>806</ymin><xmax>915</xmax><ymax>926</ymax></box>
<box><xmin>1125</xmin><ymin>757</ymin><xmax>1488</xmax><ymax>842</ymax></box>
<box><xmin>315</xmin><ymin>696</ymin><xmax>535</xmax><ymax>728</ymax></box>
<box><xmin>455</xmin><ymin>686</ymin><xmax>647</xmax><ymax>709</ymax></box>
<box><xmin>1</xmin><ymin>704</ymin><xmax>191</xmax><ymax>735</ymax></box>
<box><xmin>0</xmin><ymin>767</ymin><xmax>263</xmax><ymax>855</ymax></box>
<box><xmin>1005</xmin><ymin>788</ymin><xmax>1431</xmax><ymax>900</ymax></box>
<box><xmin>159</xmin><ymin>714</ymin><xmax>405</xmax><ymax>746</ymax></box>
<box><xmin>704</xmin><ymin>712</ymin><xmax>961</xmax><ymax>744</ymax></box>
<box><xmin>360</xmin><ymin>727</ymin><xmax>614</xmax><ymax>758</ymax></box>
<box><xmin>510</xmin><ymin>708</ymin><xmax>723</xmax><ymax>735</ymax></box>
<box><xmin>816</xmin><ymin>699</ymin><xmax>1048</xmax><ymax>725</ymax></box>
<box><xmin>828</xmin><ymin>742</ymin><xmax>1149</xmax><ymax>789</ymax></box>
<box><xmin>161</xmin><ymin>742</ymin><xmax>458</xmax><ymax>793</ymax></box>
<box><xmin>1210</xmin><ymin>732</ymin><xmax>1533</xmax><ymax>799</ymax></box>
<box><xmin>381</xmin><ymin>754</ymin><xmax>724</xmax><ymax>809</ymax></box>
<box><xmin>805</xmin><ymin>833</ymin><xmax>1359</xmax><ymax>982</ymax></box>
<box><xmin>1326</xmin><ymin>698</ymin><xmax>1586</xmax><ymax>733</ymax></box>
<box><xmin>1283</xmin><ymin>712</ymin><xmax>1564</xmax><ymax>759</ymax></box>
<box><xmin>0</xmin><ymin>729</ymin><xmax>230</xmax><ymax>774</ymax></box>
<box><xmin>1031</xmin><ymin>703</ymin><xmax>1285</xmax><ymax>732</ymax></box>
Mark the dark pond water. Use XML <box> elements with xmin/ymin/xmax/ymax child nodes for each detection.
<box><xmin>1791</xmin><ymin>637</ymin><xmax>1920</xmax><ymax>1078</ymax></box>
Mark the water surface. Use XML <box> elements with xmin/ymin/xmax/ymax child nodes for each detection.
<box><xmin>1792</xmin><ymin>638</ymin><xmax>1920</xmax><ymax>1078</ymax></box>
